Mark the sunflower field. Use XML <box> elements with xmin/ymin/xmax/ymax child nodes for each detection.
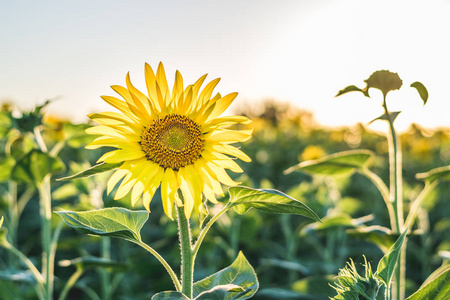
<box><xmin>0</xmin><ymin>66</ymin><xmax>449</xmax><ymax>300</ymax></box>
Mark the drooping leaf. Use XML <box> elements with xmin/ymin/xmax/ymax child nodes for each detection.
<box><xmin>56</xmin><ymin>207</ymin><xmax>149</xmax><ymax>243</ymax></box>
<box><xmin>228</xmin><ymin>186</ymin><xmax>321</xmax><ymax>222</ymax></box>
<box><xmin>335</xmin><ymin>85</ymin><xmax>369</xmax><ymax>98</ymax></box>
<box><xmin>284</xmin><ymin>150</ymin><xmax>374</xmax><ymax>176</ymax></box>
<box><xmin>405</xmin><ymin>269</ymin><xmax>450</xmax><ymax>300</ymax></box>
<box><xmin>369</xmin><ymin>111</ymin><xmax>401</xmax><ymax>124</ymax></box>
<box><xmin>151</xmin><ymin>291</ymin><xmax>190</xmax><ymax>300</ymax></box>
<box><xmin>416</xmin><ymin>165</ymin><xmax>450</xmax><ymax>183</ymax></box>
<box><xmin>11</xmin><ymin>149</ymin><xmax>65</xmax><ymax>184</ymax></box>
<box><xmin>376</xmin><ymin>229</ymin><xmax>408</xmax><ymax>287</ymax></box>
<box><xmin>195</xmin><ymin>284</ymin><xmax>245</xmax><ymax>300</ymax></box>
<box><xmin>0</xmin><ymin>270</ymin><xmax>34</xmax><ymax>283</ymax></box>
<box><xmin>57</xmin><ymin>162</ymin><xmax>122</xmax><ymax>181</ymax></box>
<box><xmin>58</xmin><ymin>256</ymin><xmax>128</xmax><ymax>272</ymax></box>
<box><xmin>193</xmin><ymin>251</ymin><xmax>258</xmax><ymax>300</ymax></box>
<box><xmin>410</xmin><ymin>81</ymin><xmax>428</xmax><ymax>105</ymax></box>
<box><xmin>347</xmin><ymin>226</ymin><xmax>396</xmax><ymax>254</ymax></box>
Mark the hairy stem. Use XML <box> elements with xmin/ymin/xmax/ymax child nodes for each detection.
<box><xmin>38</xmin><ymin>176</ymin><xmax>53</xmax><ymax>300</ymax></box>
<box><xmin>177</xmin><ymin>205</ymin><xmax>194</xmax><ymax>298</ymax></box>
<box><xmin>382</xmin><ymin>96</ymin><xmax>404</xmax><ymax>300</ymax></box>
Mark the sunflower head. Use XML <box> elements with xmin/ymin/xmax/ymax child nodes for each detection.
<box><xmin>86</xmin><ymin>62</ymin><xmax>252</xmax><ymax>220</ymax></box>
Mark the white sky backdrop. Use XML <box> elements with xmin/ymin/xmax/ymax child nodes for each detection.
<box><xmin>1</xmin><ymin>0</ymin><xmax>449</xmax><ymax>131</ymax></box>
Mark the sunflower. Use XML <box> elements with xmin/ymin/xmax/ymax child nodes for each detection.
<box><xmin>86</xmin><ymin>62</ymin><xmax>252</xmax><ymax>219</ymax></box>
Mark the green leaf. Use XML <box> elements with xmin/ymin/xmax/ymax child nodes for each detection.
<box><xmin>369</xmin><ymin>111</ymin><xmax>401</xmax><ymax>124</ymax></box>
<box><xmin>0</xmin><ymin>156</ymin><xmax>16</xmax><ymax>182</ymax></box>
<box><xmin>57</xmin><ymin>162</ymin><xmax>121</xmax><ymax>181</ymax></box>
<box><xmin>284</xmin><ymin>150</ymin><xmax>374</xmax><ymax>176</ymax></box>
<box><xmin>410</xmin><ymin>81</ymin><xmax>428</xmax><ymax>105</ymax></box>
<box><xmin>364</xmin><ymin>70</ymin><xmax>403</xmax><ymax>97</ymax></box>
<box><xmin>405</xmin><ymin>269</ymin><xmax>450</xmax><ymax>300</ymax></box>
<box><xmin>59</xmin><ymin>256</ymin><xmax>128</xmax><ymax>272</ymax></box>
<box><xmin>335</xmin><ymin>85</ymin><xmax>369</xmax><ymax>98</ymax></box>
<box><xmin>64</xmin><ymin>123</ymin><xmax>95</xmax><ymax>148</ymax></box>
<box><xmin>376</xmin><ymin>229</ymin><xmax>408</xmax><ymax>287</ymax></box>
<box><xmin>193</xmin><ymin>251</ymin><xmax>258</xmax><ymax>300</ymax></box>
<box><xmin>152</xmin><ymin>291</ymin><xmax>190</xmax><ymax>300</ymax></box>
<box><xmin>11</xmin><ymin>149</ymin><xmax>65</xmax><ymax>184</ymax></box>
<box><xmin>228</xmin><ymin>186</ymin><xmax>321</xmax><ymax>222</ymax></box>
<box><xmin>347</xmin><ymin>226</ymin><xmax>396</xmax><ymax>254</ymax></box>
<box><xmin>196</xmin><ymin>285</ymin><xmax>245</xmax><ymax>300</ymax></box>
<box><xmin>0</xmin><ymin>270</ymin><xmax>34</xmax><ymax>283</ymax></box>
<box><xmin>0</xmin><ymin>112</ymin><xmax>12</xmax><ymax>138</ymax></box>
<box><xmin>416</xmin><ymin>165</ymin><xmax>450</xmax><ymax>183</ymax></box>
<box><xmin>56</xmin><ymin>207</ymin><xmax>149</xmax><ymax>243</ymax></box>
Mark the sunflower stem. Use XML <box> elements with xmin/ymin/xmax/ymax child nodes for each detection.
<box><xmin>177</xmin><ymin>204</ymin><xmax>194</xmax><ymax>299</ymax></box>
<box><xmin>382</xmin><ymin>95</ymin><xmax>405</xmax><ymax>300</ymax></box>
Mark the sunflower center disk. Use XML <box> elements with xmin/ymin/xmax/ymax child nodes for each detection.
<box><xmin>141</xmin><ymin>114</ymin><xmax>205</xmax><ymax>170</ymax></box>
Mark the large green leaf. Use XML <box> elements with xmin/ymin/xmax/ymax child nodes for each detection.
<box><xmin>416</xmin><ymin>165</ymin><xmax>450</xmax><ymax>183</ymax></box>
<box><xmin>152</xmin><ymin>291</ymin><xmax>190</xmax><ymax>300</ymax></box>
<box><xmin>193</xmin><ymin>251</ymin><xmax>258</xmax><ymax>300</ymax></box>
<box><xmin>376</xmin><ymin>229</ymin><xmax>407</xmax><ymax>287</ymax></box>
<box><xmin>57</xmin><ymin>162</ymin><xmax>121</xmax><ymax>181</ymax></box>
<box><xmin>228</xmin><ymin>186</ymin><xmax>321</xmax><ymax>222</ymax></box>
<box><xmin>56</xmin><ymin>207</ymin><xmax>148</xmax><ymax>242</ymax></box>
<box><xmin>410</xmin><ymin>81</ymin><xmax>428</xmax><ymax>105</ymax></box>
<box><xmin>284</xmin><ymin>150</ymin><xmax>374</xmax><ymax>176</ymax></box>
<box><xmin>405</xmin><ymin>269</ymin><xmax>450</xmax><ymax>300</ymax></box>
<box><xmin>11</xmin><ymin>149</ymin><xmax>65</xmax><ymax>184</ymax></box>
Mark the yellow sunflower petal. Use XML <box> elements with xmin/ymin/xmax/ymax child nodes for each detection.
<box><xmin>205</xmin><ymin>129</ymin><xmax>253</xmax><ymax>144</ymax></box>
<box><xmin>160</xmin><ymin>168</ymin><xmax>179</xmax><ymax>219</ymax></box>
<box><xmin>211</xmin><ymin>144</ymin><xmax>251</xmax><ymax>162</ymax></box>
<box><xmin>144</xmin><ymin>63</ymin><xmax>161</xmax><ymax>112</ymax></box>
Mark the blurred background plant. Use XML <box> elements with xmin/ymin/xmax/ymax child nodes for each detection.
<box><xmin>0</xmin><ymin>94</ymin><xmax>448</xmax><ymax>299</ymax></box>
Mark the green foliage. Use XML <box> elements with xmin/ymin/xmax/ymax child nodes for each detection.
<box><xmin>152</xmin><ymin>291</ymin><xmax>191</xmax><ymax>299</ymax></box>
<box><xmin>410</xmin><ymin>82</ymin><xmax>428</xmax><ymax>105</ymax></box>
<box><xmin>285</xmin><ymin>149</ymin><xmax>374</xmax><ymax>176</ymax></box>
<box><xmin>228</xmin><ymin>186</ymin><xmax>321</xmax><ymax>222</ymax></box>
<box><xmin>11</xmin><ymin>149</ymin><xmax>65</xmax><ymax>184</ymax></box>
<box><xmin>56</xmin><ymin>207</ymin><xmax>149</xmax><ymax>242</ymax></box>
<box><xmin>405</xmin><ymin>269</ymin><xmax>450</xmax><ymax>300</ymax></box>
<box><xmin>193</xmin><ymin>251</ymin><xmax>258</xmax><ymax>300</ymax></box>
<box><xmin>57</xmin><ymin>162</ymin><xmax>121</xmax><ymax>181</ymax></box>
<box><xmin>416</xmin><ymin>165</ymin><xmax>450</xmax><ymax>183</ymax></box>
<box><xmin>376</xmin><ymin>229</ymin><xmax>408</xmax><ymax>287</ymax></box>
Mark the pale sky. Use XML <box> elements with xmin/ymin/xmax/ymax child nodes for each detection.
<box><xmin>1</xmin><ymin>0</ymin><xmax>449</xmax><ymax>131</ymax></box>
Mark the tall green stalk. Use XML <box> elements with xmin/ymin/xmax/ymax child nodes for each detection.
<box><xmin>382</xmin><ymin>96</ymin><xmax>405</xmax><ymax>300</ymax></box>
<box><xmin>37</xmin><ymin>175</ymin><xmax>53</xmax><ymax>300</ymax></box>
<box><xmin>177</xmin><ymin>205</ymin><xmax>194</xmax><ymax>299</ymax></box>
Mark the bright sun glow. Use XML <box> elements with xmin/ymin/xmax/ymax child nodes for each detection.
<box><xmin>0</xmin><ymin>0</ymin><xmax>449</xmax><ymax>132</ymax></box>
